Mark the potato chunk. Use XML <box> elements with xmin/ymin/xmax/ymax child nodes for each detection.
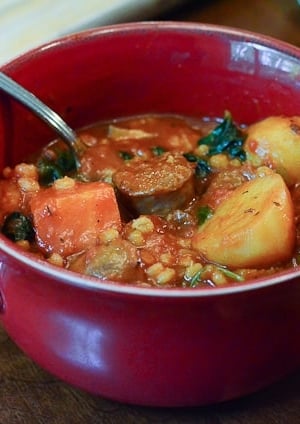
<box><xmin>192</xmin><ymin>173</ymin><xmax>295</xmax><ymax>268</ymax></box>
<box><xmin>245</xmin><ymin>116</ymin><xmax>300</xmax><ymax>186</ymax></box>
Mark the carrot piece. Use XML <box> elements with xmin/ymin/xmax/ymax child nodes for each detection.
<box><xmin>30</xmin><ymin>177</ymin><xmax>121</xmax><ymax>256</ymax></box>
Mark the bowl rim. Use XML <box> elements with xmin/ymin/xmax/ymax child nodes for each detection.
<box><xmin>1</xmin><ymin>20</ymin><xmax>300</xmax><ymax>298</ymax></box>
<box><xmin>3</xmin><ymin>20</ymin><xmax>300</xmax><ymax>71</ymax></box>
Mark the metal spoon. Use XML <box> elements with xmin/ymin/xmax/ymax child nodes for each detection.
<box><xmin>0</xmin><ymin>71</ymin><xmax>81</xmax><ymax>168</ymax></box>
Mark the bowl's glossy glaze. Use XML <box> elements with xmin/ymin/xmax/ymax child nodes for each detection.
<box><xmin>0</xmin><ymin>22</ymin><xmax>300</xmax><ymax>406</ymax></box>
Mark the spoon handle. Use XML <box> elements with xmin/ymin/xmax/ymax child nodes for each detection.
<box><xmin>0</xmin><ymin>72</ymin><xmax>80</xmax><ymax>165</ymax></box>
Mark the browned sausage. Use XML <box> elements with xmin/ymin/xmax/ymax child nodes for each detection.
<box><xmin>113</xmin><ymin>153</ymin><xmax>195</xmax><ymax>216</ymax></box>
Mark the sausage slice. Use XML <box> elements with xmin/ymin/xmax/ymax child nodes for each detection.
<box><xmin>113</xmin><ymin>153</ymin><xmax>195</xmax><ymax>216</ymax></box>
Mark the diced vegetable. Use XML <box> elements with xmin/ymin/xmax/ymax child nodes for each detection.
<box><xmin>37</xmin><ymin>147</ymin><xmax>77</xmax><ymax>186</ymax></box>
<box><xmin>196</xmin><ymin>205</ymin><xmax>213</xmax><ymax>225</ymax></box>
<box><xmin>108</xmin><ymin>125</ymin><xmax>156</xmax><ymax>140</ymax></box>
<box><xmin>37</xmin><ymin>160</ymin><xmax>64</xmax><ymax>186</ymax></box>
<box><xmin>151</xmin><ymin>146</ymin><xmax>166</xmax><ymax>156</ymax></box>
<box><xmin>1</xmin><ymin>212</ymin><xmax>34</xmax><ymax>242</ymax></box>
<box><xmin>118</xmin><ymin>151</ymin><xmax>134</xmax><ymax>160</ymax></box>
<box><xmin>183</xmin><ymin>153</ymin><xmax>212</xmax><ymax>178</ymax></box>
<box><xmin>198</xmin><ymin>111</ymin><xmax>246</xmax><ymax>161</ymax></box>
<box><xmin>192</xmin><ymin>173</ymin><xmax>295</xmax><ymax>268</ymax></box>
<box><xmin>245</xmin><ymin>116</ymin><xmax>300</xmax><ymax>186</ymax></box>
<box><xmin>30</xmin><ymin>178</ymin><xmax>121</xmax><ymax>256</ymax></box>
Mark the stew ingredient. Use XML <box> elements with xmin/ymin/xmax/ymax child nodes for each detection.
<box><xmin>1</xmin><ymin>112</ymin><xmax>300</xmax><ymax>288</ymax></box>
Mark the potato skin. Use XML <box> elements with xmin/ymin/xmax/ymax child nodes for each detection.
<box><xmin>245</xmin><ymin>116</ymin><xmax>300</xmax><ymax>186</ymax></box>
<box><xmin>192</xmin><ymin>173</ymin><xmax>295</xmax><ymax>268</ymax></box>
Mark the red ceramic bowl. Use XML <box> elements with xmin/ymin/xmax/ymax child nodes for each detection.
<box><xmin>0</xmin><ymin>22</ymin><xmax>300</xmax><ymax>407</ymax></box>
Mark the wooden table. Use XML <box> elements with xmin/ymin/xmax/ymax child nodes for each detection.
<box><xmin>1</xmin><ymin>1</ymin><xmax>300</xmax><ymax>422</ymax></box>
<box><xmin>162</xmin><ymin>0</ymin><xmax>300</xmax><ymax>46</ymax></box>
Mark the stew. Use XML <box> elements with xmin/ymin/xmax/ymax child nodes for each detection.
<box><xmin>1</xmin><ymin>112</ymin><xmax>299</xmax><ymax>288</ymax></box>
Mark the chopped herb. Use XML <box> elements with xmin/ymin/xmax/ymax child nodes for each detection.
<box><xmin>216</xmin><ymin>266</ymin><xmax>244</xmax><ymax>282</ymax></box>
<box><xmin>183</xmin><ymin>153</ymin><xmax>198</xmax><ymax>162</ymax></box>
<box><xmin>184</xmin><ymin>264</ymin><xmax>244</xmax><ymax>288</ymax></box>
<box><xmin>119</xmin><ymin>151</ymin><xmax>134</xmax><ymax>160</ymax></box>
<box><xmin>183</xmin><ymin>153</ymin><xmax>211</xmax><ymax>178</ymax></box>
<box><xmin>195</xmin><ymin>159</ymin><xmax>211</xmax><ymax>178</ymax></box>
<box><xmin>37</xmin><ymin>147</ymin><xmax>76</xmax><ymax>186</ymax></box>
<box><xmin>197</xmin><ymin>205</ymin><xmax>213</xmax><ymax>225</ymax></box>
<box><xmin>55</xmin><ymin>149</ymin><xmax>77</xmax><ymax>173</ymax></box>
<box><xmin>188</xmin><ymin>269</ymin><xmax>204</xmax><ymax>288</ymax></box>
<box><xmin>198</xmin><ymin>111</ymin><xmax>246</xmax><ymax>161</ymax></box>
<box><xmin>2</xmin><ymin>212</ymin><xmax>34</xmax><ymax>242</ymax></box>
<box><xmin>37</xmin><ymin>160</ymin><xmax>64</xmax><ymax>186</ymax></box>
<box><xmin>151</xmin><ymin>146</ymin><xmax>166</xmax><ymax>156</ymax></box>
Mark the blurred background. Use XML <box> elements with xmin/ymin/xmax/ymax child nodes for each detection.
<box><xmin>1</xmin><ymin>0</ymin><xmax>300</xmax><ymax>65</ymax></box>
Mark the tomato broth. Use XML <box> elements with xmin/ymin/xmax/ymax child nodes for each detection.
<box><xmin>0</xmin><ymin>112</ymin><xmax>299</xmax><ymax>288</ymax></box>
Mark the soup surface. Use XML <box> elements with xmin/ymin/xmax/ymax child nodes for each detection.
<box><xmin>1</xmin><ymin>112</ymin><xmax>300</xmax><ymax>288</ymax></box>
